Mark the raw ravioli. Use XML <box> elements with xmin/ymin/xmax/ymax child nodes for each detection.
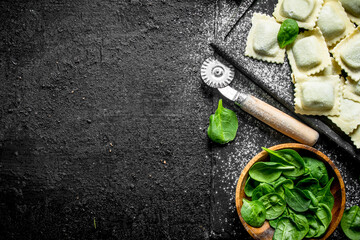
<box><xmin>294</xmin><ymin>75</ymin><xmax>341</xmax><ymax>116</ymax></box>
<box><xmin>332</xmin><ymin>27</ymin><xmax>360</xmax><ymax>81</ymax></box>
<box><xmin>317</xmin><ymin>0</ymin><xmax>355</xmax><ymax>46</ymax></box>
<box><xmin>287</xmin><ymin>28</ymin><xmax>331</xmax><ymax>77</ymax></box>
<box><xmin>273</xmin><ymin>0</ymin><xmax>323</xmax><ymax>29</ymax></box>
<box><xmin>245</xmin><ymin>13</ymin><xmax>285</xmax><ymax>63</ymax></box>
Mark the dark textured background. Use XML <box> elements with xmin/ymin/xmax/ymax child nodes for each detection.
<box><xmin>0</xmin><ymin>0</ymin><xmax>359</xmax><ymax>239</ymax></box>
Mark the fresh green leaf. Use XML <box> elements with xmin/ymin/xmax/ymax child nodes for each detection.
<box><xmin>244</xmin><ymin>177</ymin><xmax>260</xmax><ymax>198</ymax></box>
<box><xmin>272</xmin><ymin>176</ymin><xmax>294</xmax><ymax>199</ymax></box>
<box><xmin>284</xmin><ymin>187</ymin><xmax>311</xmax><ymax>212</ymax></box>
<box><xmin>288</xmin><ymin>211</ymin><xmax>310</xmax><ymax>240</ymax></box>
<box><xmin>241</xmin><ymin>199</ymin><xmax>266</xmax><ymax>227</ymax></box>
<box><xmin>316</xmin><ymin>177</ymin><xmax>334</xmax><ymax>211</ymax></box>
<box><xmin>273</xmin><ymin>217</ymin><xmax>299</xmax><ymax>240</ymax></box>
<box><xmin>341</xmin><ymin>205</ymin><xmax>360</xmax><ymax>240</ymax></box>
<box><xmin>314</xmin><ymin>203</ymin><xmax>332</xmax><ymax>238</ymax></box>
<box><xmin>284</xmin><ymin>175</ymin><xmax>298</xmax><ymax>182</ymax></box>
<box><xmin>269</xmin><ymin>219</ymin><xmax>278</xmax><ymax>229</ymax></box>
<box><xmin>269</xmin><ymin>208</ymin><xmax>289</xmax><ymax>229</ymax></box>
<box><xmin>304</xmin><ymin>157</ymin><xmax>329</xmax><ymax>187</ymax></box>
<box><xmin>305</xmin><ymin>213</ymin><xmax>320</xmax><ymax>238</ymax></box>
<box><xmin>296</xmin><ymin>177</ymin><xmax>320</xmax><ymax>195</ymax></box>
<box><xmin>277</xmin><ymin>19</ymin><xmax>299</xmax><ymax>48</ymax></box>
<box><xmin>252</xmin><ymin>183</ymin><xmax>275</xmax><ymax>200</ymax></box>
<box><xmin>272</xmin><ymin>176</ymin><xmax>294</xmax><ymax>189</ymax></box>
<box><xmin>249</xmin><ymin>162</ymin><xmax>295</xmax><ymax>183</ymax></box>
<box><xmin>207</xmin><ymin>99</ymin><xmax>238</xmax><ymax>144</ymax></box>
<box><xmin>245</xmin><ymin>147</ymin><xmax>335</xmax><ymax>238</ymax></box>
<box><xmin>275</xmin><ymin>186</ymin><xmax>285</xmax><ymax>200</ymax></box>
<box><xmin>262</xmin><ymin>148</ymin><xmax>305</xmax><ymax>177</ymax></box>
<box><xmin>259</xmin><ymin>193</ymin><xmax>286</xmax><ymax>220</ymax></box>
<box><xmin>303</xmin><ymin>190</ymin><xmax>319</xmax><ymax>211</ymax></box>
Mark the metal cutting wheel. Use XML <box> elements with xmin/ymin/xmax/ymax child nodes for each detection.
<box><xmin>200</xmin><ymin>57</ymin><xmax>235</xmax><ymax>89</ymax></box>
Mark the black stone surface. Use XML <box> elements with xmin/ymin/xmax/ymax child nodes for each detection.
<box><xmin>0</xmin><ymin>0</ymin><xmax>359</xmax><ymax>239</ymax></box>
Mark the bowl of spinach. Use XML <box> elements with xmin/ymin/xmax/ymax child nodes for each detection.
<box><xmin>235</xmin><ymin>143</ymin><xmax>345</xmax><ymax>240</ymax></box>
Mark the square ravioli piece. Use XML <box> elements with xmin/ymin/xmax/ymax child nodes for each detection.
<box><xmin>328</xmin><ymin>98</ymin><xmax>360</xmax><ymax>134</ymax></box>
<box><xmin>339</xmin><ymin>0</ymin><xmax>360</xmax><ymax>25</ymax></box>
<box><xmin>343</xmin><ymin>76</ymin><xmax>360</xmax><ymax>102</ymax></box>
<box><xmin>287</xmin><ymin>28</ymin><xmax>331</xmax><ymax>77</ymax></box>
<box><xmin>332</xmin><ymin>27</ymin><xmax>360</xmax><ymax>81</ymax></box>
<box><xmin>294</xmin><ymin>75</ymin><xmax>341</xmax><ymax>116</ymax></box>
<box><xmin>316</xmin><ymin>0</ymin><xmax>355</xmax><ymax>47</ymax></box>
<box><xmin>350</xmin><ymin>125</ymin><xmax>360</xmax><ymax>149</ymax></box>
<box><xmin>245</xmin><ymin>13</ymin><xmax>285</xmax><ymax>63</ymax></box>
<box><xmin>273</xmin><ymin>0</ymin><xmax>323</xmax><ymax>29</ymax></box>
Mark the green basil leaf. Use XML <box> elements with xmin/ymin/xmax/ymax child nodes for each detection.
<box><xmin>284</xmin><ymin>187</ymin><xmax>311</xmax><ymax>212</ymax></box>
<box><xmin>277</xmin><ymin>19</ymin><xmax>299</xmax><ymax>48</ymax></box>
<box><xmin>259</xmin><ymin>193</ymin><xmax>286</xmax><ymax>220</ymax></box>
<box><xmin>241</xmin><ymin>199</ymin><xmax>266</xmax><ymax>227</ymax></box>
<box><xmin>207</xmin><ymin>99</ymin><xmax>238</xmax><ymax>144</ymax></box>
<box><xmin>249</xmin><ymin>162</ymin><xmax>295</xmax><ymax>183</ymax></box>
<box><xmin>341</xmin><ymin>205</ymin><xmax>360</xmax><ymax>240</ymax></box>
<box><xmin>252</xmin><ymin>183</ymin><xmax>275</xmax><ymax>200</ymax></box>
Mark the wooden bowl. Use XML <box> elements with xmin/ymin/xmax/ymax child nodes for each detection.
<box><xmin>235</xmin><ymin>143</ymin><xmax>346</xmax><ymax>240</ymax></box>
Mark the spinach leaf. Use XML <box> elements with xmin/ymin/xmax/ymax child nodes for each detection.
<box><xmin>241</xmin><ymin>199</ymin><xmax>266</xmax><ymax>227</ymax></box>
<box><xmin>288</xmin><ymin>211</ymin><xmax>309</xmax><ymax>240</ymax></box>
<box><xmin>252</xmin><ymin>183</ymin><xmax>275</xmax><ymax>200</ymax></box>
<box><xmin>284</xmin><ymin>187</ymin><xmax>311</xmax><ymax>212</ymax></box>
<box><xmin>314</xmin><ymin>203</ymin><xmax>332</xmax><ymax>238</ymax></box>
<box><xmin>269</xmin><ymin>219</ymin><xmax>278</xmax><ymax>229</ymax></box>
<box><xmin>296</xmin><ymin>177</ymin><xmax>320</xmax><ymax>195</ymax></box>
<box><xmin>249</xmin><ymin>162</ymin><xmax>295</xmax><ymax>183</ymax></box>
<box><xmin>284</xmin><ymin>175</ymin><xmax>298</xmax><ymax>182</ymax></box>
<box><xmin>304</xmin><ymin>156</ymin><xmax>329</xmax><ymax>187</ymax></box>
<box><xmin>273</xmin><ymin>217</ymin><xmax>299</xmax><ymax>240</ymax></box>
<box><xmin>275</xmin><ymin>186</ymin><xmax>285</xmax><ymax>200</ymax></box>
<box><xmin>305</xmin><ymin>213</ymin><xmax>320</xmax><ymax>238</ymax></box>
<box><xmin>303</xmin><ymin>190</ymin><xmax>319</xmax><ymax>211</ymax></box>
<box><xmin>277</xmin><ymin>19</ymin><xmax>299</xmax><ymax>48</ymax></box>
<box><xmin>244</xmin><ymin>177</ymin><xmax>260</xmax><ymax>198</ymax></box>
<box><xmin>272</xmin><ymin>177</ymin><xmax>294</xmax><ymax>199</ymax></box>
<box><xmin>316</xmin><ymin>177</ymin><xmax>334</xmax><ymax>211</ymax></box>
<box><xmin>262</xmin><ymin>147</ymin><xmax>305</xmax><ymax>177</ymax></box>
<box><xmin>259</xmin><ymin>193</ymin><xmax>286</xmax><ymax>220</ymax></box>
<box><xmin>245</xmin><ymin>147</ymin><xmax>334</xmax><ymax>238</ymax></box>
<box><xmin>269</xmin><ymin>208</ymin><xmax>289</xmax><ymax>229</ymax></box>
<box><xmin>341</xmin><ymin>205</ymin><xmax>360</xmax><ymax>240</ymax></box>
<box><xmin>272</xmin><ymin>176</ymin><xmax>294</xmax><ymax>189</ymax></box>
<box><xmin>207</xmin><ymin>99</ymin><xmax>238</xmax><ymax>144</ymax></box>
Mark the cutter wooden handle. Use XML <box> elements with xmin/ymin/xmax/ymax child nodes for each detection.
<box><xmin>238</xmin><ymin>95</ymin><xmax>319</xmax><ymax>146</ymax></box>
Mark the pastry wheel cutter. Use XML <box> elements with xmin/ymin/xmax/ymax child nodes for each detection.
<box><xmin>201</xmin><ymin>57</ymin><xmax>319</xmax><ymax>146</ymax></box>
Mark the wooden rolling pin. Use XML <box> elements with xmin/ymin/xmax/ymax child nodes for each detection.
<box><xmin>236</xmin><ymin>95</ymin><xmax>319</xmax><ymax>146</ymax></box>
